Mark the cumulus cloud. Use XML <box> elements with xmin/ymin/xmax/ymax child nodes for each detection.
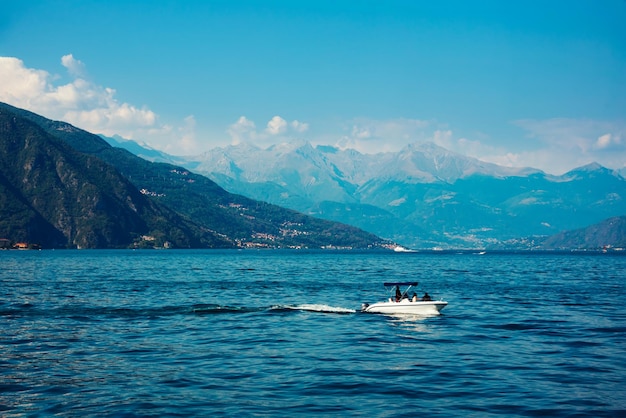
<box><xmin>266</xmin><ymin>116</ymin><xmax>288</xmax><ymax>135</ymax></box>
<box><xmin>227</xmin><ymin>115</ymin><xmax>310</xmax><ymax>147</ymax></box>
<box><xmin>351</xmin><ymin>125</ymin><xmax>372</xmax><ymax>139</ymax></box>
<box><xmin>0</xmin><ymin>55</ymin><xmax>196</xmax><ymax>153</ymax></box>
<box><xmin>4</xmin><ymin>56</ymin><xmax>623</xmax><ymax>172</ymax></box>
<box><xmin>0</xmin><ymin>57</ymin><xmax>49</xmax><ymax>106</ymax></box>
<box><xmin>596</xmin><ymin>133</ymin><xmax>612</xmax><ymax>149</ymax></box>
<box><xmin>594</xmin><ymin>133</ymin><xmax>622</xmax><ymax>150</ymax></box>
<box><xmin>61</xmin><ymin>54</ymin><xmax>87</xmax><ymax>78</ymax></box>
<box><xmin>291</xmin><ymin>120</ymin><xmax>309</xmax><ymax>133</ymax></box>
<box><xmin>227</xmin><ymin>116</ymin><xmax>257</xmax><ymax>144</ymax></box>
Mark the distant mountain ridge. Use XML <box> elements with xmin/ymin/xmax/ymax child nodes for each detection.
<box><xmin>125</xmin><ymin>139</ymin><xmax>626</xmax><ymax>249</ymax></box>
<box><xmin>94</xmin><ymin>137</ymin><xmax>626</xmax><ymax>248</ymax></box>
<box><xmin>0</xmin><ymin>102</ymin><xmax>388</xmax><ymax>249</ymax></box>
<box><xmin>192</xmin><ymin>140</ymin><xmax>542</xmax><ymax>187</ymax></box>
<box><xmin>541</xmin><ymin>216</ymin><xmax>626</xmax><ymax>250</ymax></box>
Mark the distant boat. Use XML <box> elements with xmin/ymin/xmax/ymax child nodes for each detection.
<box><xmin>393</xmin><ymin>246</ymin><xmax>415</xmax><ymax>252</ymax></box>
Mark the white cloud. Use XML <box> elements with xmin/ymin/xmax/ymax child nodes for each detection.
<box><xmin>291</xmin><ymin>120</ymin><xmax>309</xmax><ymax>133</ymax></box>
<box><xmin>227</xmin><ymin>115</ymin><xmax>310</xmax><ymax>147</ymax></box>
<box><xmin>0</xmin><ymin>55</ymin><xmax>195</xmax><ymax>153</ymax></box>
<box><xmin>351</xmin><ymin>125</ymin><xmax>372</xmax><ymax>139</ymax></box>
<box><xmin>432</xmin><ymin>129</ymin><xmax>453</xmax><ymax>149</ymax></box>
<box><xmin>594</xmin><ymin>133</ymin><xmax>622</xmax><ymax>150</ymax></box>
<box><xmin>596</xmin><ymin>133</ymin><xmax>613</xmax><ymax>149</ymax></box>
<box><xmin>227</xmin><ymin>116</ymin><xmax>257</xmax><ymax>144</ymax></box>
<box><xmin>176</xmin><ymin>115</ymin><xmax>198</xmax><ymax>153</ymax></box>
<box><xmin>4</xmin><ymin>56</ymin><xmax>623</xmax><ymax>173</ymax></box>
<box><xmin>61</xmin><ymin>54</ymin><xmax>86</xmax><ymax>78</ymax></box>
<box><xmin>266</xmin><ymin>115</ymin><xmax>288</xmax><ymax>135</ymax></box>
<box><xmin>0</xmin><ymin>57</ymin><xmax>49</xmax><ymax>106</ymax></box>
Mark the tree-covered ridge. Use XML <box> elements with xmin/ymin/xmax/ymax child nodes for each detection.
<box><xmin>0</xmin><ymin>102</ymin><xmax>388</xmax><ymax>249</ymax></box>
<box><xmin>0</xmin><ymin>105</ymin><xmax>233</xmax><ymax>248</ymax></box>
<box><xmin>541</xmin><ymin>216</ymin><xmax>626</xmax><ymax>250</ymax></box>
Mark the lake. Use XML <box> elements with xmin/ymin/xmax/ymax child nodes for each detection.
<box><xmin>1</xmin><ymin>250</ymin><xmax>625</xmax><ymax>416</ymax></box>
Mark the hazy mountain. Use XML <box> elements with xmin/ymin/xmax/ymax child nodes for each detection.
<box><xmin>90</xmin><ymin>133</ymin><xmax>626</xmax><ymax>250</ymax></box>
<box><xmin>100</xmin><ymin>134</ymin><xmax>191</xmax><ymax>166</ymax></box>
<box><xmin>193</xmin><ymin>140</ymin><xmax>539</xmax><ymax>188</ymax></box>
<box><xmin>180</xmin><ymin>141</ymin><xmax>624</xmax><ymax>248</ymax></box>
<box><xmin>0</xmin><ymin>103</ymin><xmax>389</xmax><ymax>250</ymax></box>
<box><xmin>541</xmin><ymin>216</ymin><xmax>626</xmax><ymax>250</ymax></box>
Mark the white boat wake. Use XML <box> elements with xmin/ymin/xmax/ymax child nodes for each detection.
<box><xmin>283</xmin><ymin>304</ymin><xmax>356</xmax><ymax>314</ymax></box>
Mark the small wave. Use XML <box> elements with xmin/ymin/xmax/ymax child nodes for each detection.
<box><xmin>280</xmin><ymin>304</ymin><xmax>356</xmax><ymax>314</ymax></box>
<box><xmin>191</xmin><ymin>304</ymin><xmax>263</xmax><ymax>314</ymax></box>
<box><xmin>1</xmin><ymin>303</ymin><xmax>263</xmax><ymax>319</ymax></box>
<box><xmin>2</xmin><ymin>303</ymin><xmax>358</xmax><ymax>318</ymax></box>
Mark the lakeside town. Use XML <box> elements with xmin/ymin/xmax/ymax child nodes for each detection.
<box><xmin>0</xmin><ymin>238</ymin><xmax>41</xmax><ymax>250</ymax></box>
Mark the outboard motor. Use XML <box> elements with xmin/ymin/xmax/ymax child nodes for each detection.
<box><xmin>361</xmin><ymin>303</ymin><xmax>369</xmax><ymax>311</ymax></box>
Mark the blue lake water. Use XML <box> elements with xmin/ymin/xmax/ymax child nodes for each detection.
<box><xmin>1</xmin><ymin>250</ymin><xmax>625</xmax><ymax>417</ymax></box>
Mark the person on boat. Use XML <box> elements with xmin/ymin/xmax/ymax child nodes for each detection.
<box><xmin>422</xmin><ymin>292</ymin><xmax>432</xmax><ymax>301</ymax></box>
<box><xmin>395</xmin><ymin>286</ymin><xmax>402</xmax><ymax>302</ymax></box>
<box><xmin>412</xmin><ymin>292</ymin><xmax>418</xmax><ymax>302</ymax></box>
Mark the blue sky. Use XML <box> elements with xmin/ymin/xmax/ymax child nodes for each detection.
<box><xmin>1</xmin><ymin>0</ymin><xmax>625</xmax><ymax>174</ymax></box>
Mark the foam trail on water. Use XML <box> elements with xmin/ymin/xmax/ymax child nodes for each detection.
<box><xmin>285</xmin><ymin>304</ymin><xmax>356</xmax><ymax>314</ymax></box>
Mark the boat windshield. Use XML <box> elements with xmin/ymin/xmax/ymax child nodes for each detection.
<box><xmin>383</xmin><ymin>282</ymin><xmax>418</xmax><ymax>287</ymax></box>
<box><xmin>384</xmin><ymin>282</ymin><xmax>418</xmax><ymax>299</ymax></box>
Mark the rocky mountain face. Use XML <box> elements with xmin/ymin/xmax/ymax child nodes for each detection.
<box><xmin>0</xmin><ymin>103</ymin><xmax>388</xmax><ymax>249</ymax></box>
<box><xmin>171</xmin><ymin>140</ymin><xmax>626</xmax><ymax>249</ymax></box>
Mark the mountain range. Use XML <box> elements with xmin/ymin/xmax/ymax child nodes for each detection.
<box><xmin>541</xmin><ymin>216</ymin><xmax>626</xmax><ymax>250</ymax></box>
<box><xmin>0</xmin><ymin>103</ymin><xmax>388</xmax><ymax>250</ymax></box>
<box><xmin>4</xmin><ymin>100</ymin><xmax>622</xmax><ymax>251</ymax></box>
<box><xmin>105</xmin><ymin>137</ymin><xmax>626</xmax><ymax>250</ymax></box>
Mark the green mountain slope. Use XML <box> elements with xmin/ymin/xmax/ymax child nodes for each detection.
<box><xmin>0</xmin><ymin>105</ymin><xmax>233</xmax><ymax>249</ymax></box>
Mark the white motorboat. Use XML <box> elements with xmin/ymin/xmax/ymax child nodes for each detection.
<box><xmin>393</xmin><ymin>245</ymin><xmax>415</xmax><ymax>252</ymax></box>
<box><xmin>361</xmin><ymin>282</ymin><xmax>447</xmax><ymax>315</ymax></box>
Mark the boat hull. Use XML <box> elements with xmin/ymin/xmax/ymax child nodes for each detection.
<box><xmin>362</xmin><ymin>300</ymin><xmax>447</xmax><ymax>315</ymax></box>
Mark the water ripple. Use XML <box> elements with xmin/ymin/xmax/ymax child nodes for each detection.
<box><xmin>1</xmin><ymin>250</ymin><xmax>625</xmax><ymax>416</ymax></box>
